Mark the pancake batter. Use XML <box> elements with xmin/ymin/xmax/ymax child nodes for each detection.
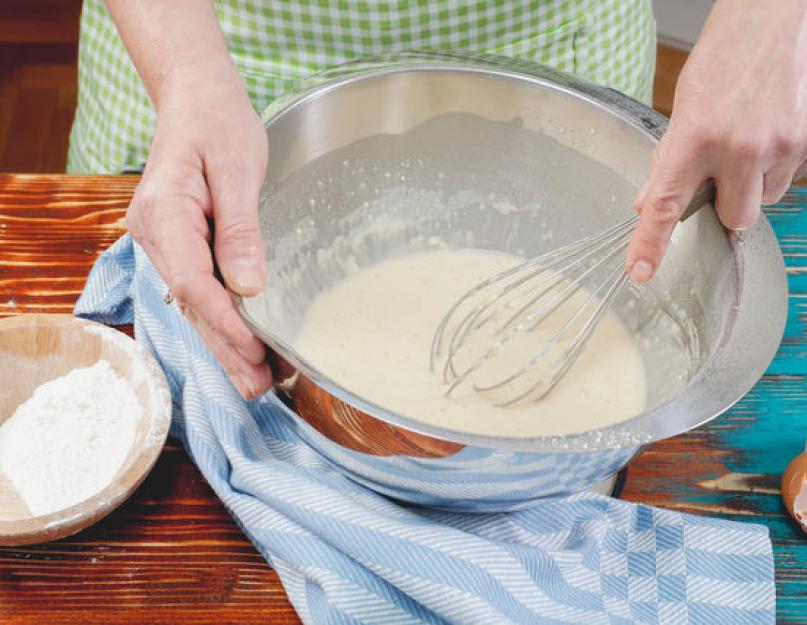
<box><xmin>294</xmin><ymin>249</ymin><xmax>646</xmax><ymax>438</ymax></box>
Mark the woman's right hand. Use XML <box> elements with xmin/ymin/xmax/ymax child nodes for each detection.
<box><xmin>627</xmin><ymin>0</ymin><xmax>807</xmax><ymax>283</ymax></box>
<box><xmin>126</xmin><ymin>65</ymin><xmax>273</xmax><ymax>399</ymax></box>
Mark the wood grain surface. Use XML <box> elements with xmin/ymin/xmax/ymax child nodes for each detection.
<box><xmin>0</xmin><ymin>173</ymin><xmax>806</xmax><ymax>623</ymax></box>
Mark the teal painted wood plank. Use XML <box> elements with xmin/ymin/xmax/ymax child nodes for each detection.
<box><xmin>763</xmin><ymin>191</ymin><xmax>807</xmax><ymax>377</ymax></box>
<box><xmin>652</xmin><ymin>186</ymin><xmax>807</xmax><ymax>620</ymax></box>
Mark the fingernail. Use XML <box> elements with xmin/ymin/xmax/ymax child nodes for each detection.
<box><xmin>226</xmin><ymin>256</ymin><xmax>265</xmax><ymax>293</ymax></box>
<box><xmin>630</xmin><ymin>259</ymin><xmax>654</xmax><ymax>283</ymax></box>
<box><xmin>231</xmin><ymin>373</ymin><xmax>253</xmax><ymax>400</ymax></box>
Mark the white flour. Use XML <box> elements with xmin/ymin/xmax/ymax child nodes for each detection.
<box><xmin>0</xmin><ymin>360</ymin><xmax>141</xmax><ymax>516</ymax></box>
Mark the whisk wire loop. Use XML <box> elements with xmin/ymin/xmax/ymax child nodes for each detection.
<box><xmin>471</xmin><ymin>236</ymin><xmax>630</xmax><ymax>403</ymax></box>
<box><xmin>430</xmin><ymin>179</ymin><xmax>713</xmax><ymax>408</ymax></box>
<box><xmin>435</xmin><ymin>223</ymin><xmax>636</xmax><ymax>400</ymax></box>
<box><xmin>480</xmin><ymin>257</ymin><xmax>630</xmax><ymax>406</ymax></box>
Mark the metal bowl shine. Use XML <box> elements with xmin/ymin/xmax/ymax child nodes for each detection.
<box><xmin>236</xmin><ymin>52</ymin><xmax>787</xmax><ymax>511</ymax></box>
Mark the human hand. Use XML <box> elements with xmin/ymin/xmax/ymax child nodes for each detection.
<box><xmin>127</xmin><ymin>67</ymin><xmax>272</xmax><ymax>399</ymax></box>
<box><xmin>627</xmin><ymin>0</ymin><xmax>807</xmax><ymax>283</ymax></box>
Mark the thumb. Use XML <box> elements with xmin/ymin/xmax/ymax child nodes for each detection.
<box><xmin>208</xmin><ymin>153</ymin><xmax>268</xmax><ymax>296</ymax></box>
<box><xmin>627</xmin><ymin>133</ymin><xmax>707</xmax><ymax>283</ymax></box>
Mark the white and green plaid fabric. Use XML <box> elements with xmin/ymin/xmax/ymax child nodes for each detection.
<box><xmin>67</xmin><ymin>0</ymin><xmax>655</xmax><ymax>174</ymax></box>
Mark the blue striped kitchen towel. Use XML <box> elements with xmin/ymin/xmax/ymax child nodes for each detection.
<box><xmin>75</xmin><ymin>235</ymin><xmax>776</xmax><ymax>625</ymax></box>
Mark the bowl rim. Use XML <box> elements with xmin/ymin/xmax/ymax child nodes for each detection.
<box><xmin>0</xmin><ymin>314</ymin><xmax>172</xmax><ymax>545</ymax></box>
<box><xmin>237</xmin><ymin>53</ymin><xmax>789</xmax><ymax>452</ymax></box>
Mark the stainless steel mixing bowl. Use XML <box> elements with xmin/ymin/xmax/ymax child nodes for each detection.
<box><xmin>236</xmin><ymin>52</ymin><xmax>788</xmax><ymax>511</ymax></box>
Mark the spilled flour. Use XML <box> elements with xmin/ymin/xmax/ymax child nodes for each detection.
<box><xmin>0</xmin><ymin>360</ymin><xmax>141</xmax><ymax>516</ymax></box>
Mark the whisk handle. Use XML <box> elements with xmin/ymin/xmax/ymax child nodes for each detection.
<box><xmin>680</xmin><ymin>178</ymin><xmax>716</xmax><ymax>223</ymax></box>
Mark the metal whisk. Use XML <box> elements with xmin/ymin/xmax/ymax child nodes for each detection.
<box><xmin>430</xmin><ymin>181</ymin><xmax>715</xmax><ymax>407</ymax></box>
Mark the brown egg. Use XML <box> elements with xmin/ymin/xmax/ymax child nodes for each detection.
<box><xmin>782</xmin><ymin>451</ymin><xmax>807</xmax><ymax>533</ymax></box>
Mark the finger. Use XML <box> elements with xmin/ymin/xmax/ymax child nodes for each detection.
<box><xmin>172</xmin><ymin>269</ymin><xmax>268</xmax><ymax>366</ymax></box>
<box><xmin>146</xmin><ymin>202</ymin><xmax>268</xmax><ymax>366</ymax></box>
<box><xmin>763</xmin><ymin>162</ymin><xmax>801</xmax><ymax>205</ymax></box>
<box><xmin>206</xmin><ymin>144</ymin><xmax>268</xmax><ymax>296</ymax></box>
<box><xmin>627</xmin><ymin>134</ymin><xmax>708</xmax><ymax>283</ymax></box>
<box><xmin>185</xmin><ymin>306</ymin><xmax>272</xmax><ymax>400</ymax></box>
<box><xmin>715</xmin><ymin>168</ymin><xmax>764</xmax><ymax>231</ymax></box>
<box><xmin>795</xmin><ymin>159</ymin><xmax>807</xmax><ymax>183</ymax></box>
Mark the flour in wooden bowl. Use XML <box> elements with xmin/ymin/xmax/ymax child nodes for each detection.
<box><xmin>0</xmin><ymin>360</ymin><xmax>141</xmax><ymax>517</ymax></box>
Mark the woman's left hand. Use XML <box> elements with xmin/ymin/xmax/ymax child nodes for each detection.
<box><xmin>627</xmin><ymin>0</ymin><xmax>807</xmax><ymax>283</ymax></box>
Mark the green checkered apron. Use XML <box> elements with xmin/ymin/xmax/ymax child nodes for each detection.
<box><xmin>67</xmin><ymin>0</ymin><xmax>656</xmax><ymax>174</ymax></box>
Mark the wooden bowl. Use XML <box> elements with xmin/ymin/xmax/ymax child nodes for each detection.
<box><xmin>0</xmin><ymin>314</ymin><xmax>172</xmax><ymax>546</ymax></box>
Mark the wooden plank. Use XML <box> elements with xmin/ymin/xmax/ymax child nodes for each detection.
<box><xmin>0</xmin><ymin>1</ymin><xmax>81</xmax><ymax>46</ymax></box>
<box><xmin>0</xmin><ymin>175</ymin><xmax>135</xmax><ymax>315</ymax></box>
<box><xmin>0</xmin><ymin>53</ymin><xmax>77</xmax><ymax>173</ymax></box>
<box><xmin>0</xmin><ymin>56</ymin><xmax>20</xmax><ymax>170</ymax></box>
<box><xmin>653</xmin><ymin>45</ymin><xmax>689</xmax><ymax>116</ymax></box>
<box><xmin>1</xmin><ymin>442</ymin><xmax>301</xmax><ymax>625</ymax></box>
<box><xmin>1</xmin><ymin>86</ymin><xmax>56</xmax><ymax>172</ymax></box>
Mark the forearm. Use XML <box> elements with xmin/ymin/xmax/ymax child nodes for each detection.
<box><xmin>698</xmin><ymin>0</ymin><xmax>807</xmax><ymax>63</ymax></box>
<box><xmin>707</xmin><ymin>0</ymin><xmax>807</xmax><ymax>27</ymax></box>
<box><xmin>104</xmin><ymin>0</ymin><xmax>245</xmax><ymax>110</ymax></box>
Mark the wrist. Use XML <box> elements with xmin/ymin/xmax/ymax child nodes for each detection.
<box><xmin>156</xmin><ymin>54</ymin><xmax>248</xmax><ymax>113</ymax></box>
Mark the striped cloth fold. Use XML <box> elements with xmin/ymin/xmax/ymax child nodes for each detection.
<box><xmin>75</xmin><ymin>235</ymin><xmax>776</xmax><ymax>625</ymax></box>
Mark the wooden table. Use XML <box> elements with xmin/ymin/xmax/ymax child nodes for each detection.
<box><xmin>0</xmin><ymin>173</ymin><xmax>806</xmax><ymax>624</ymax></box>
